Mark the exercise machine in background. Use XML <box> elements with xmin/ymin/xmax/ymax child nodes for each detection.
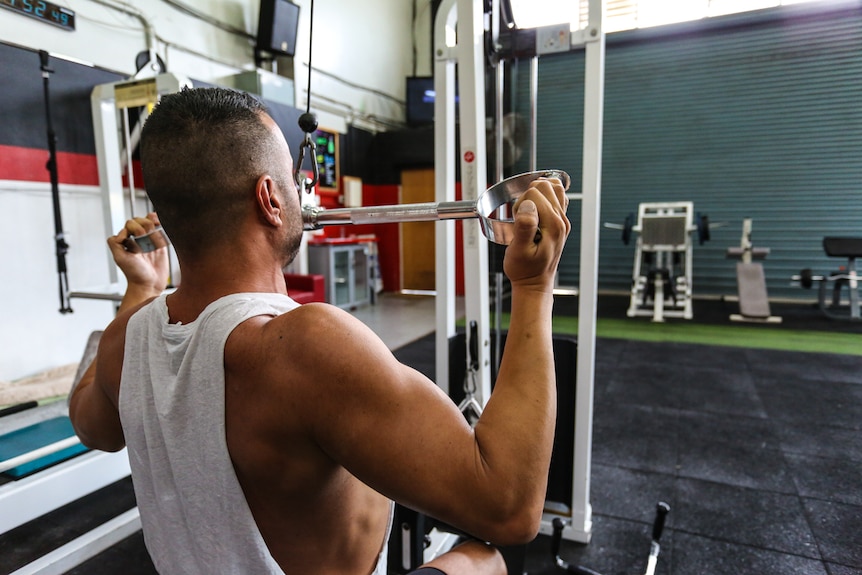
<box><xmin>726</xmin><ymin>218</ymin><xmax>781</xmax><ymax>324</ymax></box>
<box><xmin>608</xmin><ymin>202</ymin><xmax>712</xmax><ymax>322</ymax></box>
<box><xmin>792</xmin><ymin>237</ymin><xmax>862</xmax><ymax>322</ymax></box>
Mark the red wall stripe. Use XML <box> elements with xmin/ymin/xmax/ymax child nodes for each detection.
<box><xmin>0</xmin><ymin>145</ymin><xmax>467</xmax><ymax>296</ymax></box>
<box><xmin>0</xmin><ymin>145</ymin><xmax>100</xmax><ymax>186</ymax></box>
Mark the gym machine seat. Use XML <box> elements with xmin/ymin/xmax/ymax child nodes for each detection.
<box><xmin>725</xmin><ymin>218</ymin><xmax>781</xmax><ymax>323</ymax></box>
<box><xmin>792</xmin><ymin>237</ymin><xmax>861</xmax><ymax>321</ymax></box>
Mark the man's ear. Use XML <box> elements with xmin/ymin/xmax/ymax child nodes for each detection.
<box><xmin>255</xmin><ymin>175</ymin><xmax>283</xmax><ymax>226</ymax></box>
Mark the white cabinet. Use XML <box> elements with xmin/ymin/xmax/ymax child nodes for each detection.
<box><xmin>308</xmin><ymin>243</ymin><xmax>370</xmax><ymax>309</ymax></box>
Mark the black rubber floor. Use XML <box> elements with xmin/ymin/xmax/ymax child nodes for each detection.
<box><xmin>3</xmin><ymin>333</ymin><xmax>860</xmax><ymax>575</ymax></box>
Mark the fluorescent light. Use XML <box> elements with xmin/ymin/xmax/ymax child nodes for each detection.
<box><xmin>507</xmin><ymin>0</ymin><xmax>575</xmax><ymax>29</ymax></box>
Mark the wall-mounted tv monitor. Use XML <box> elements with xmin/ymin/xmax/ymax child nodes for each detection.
<box><xmin>406</xmin><ymin>76</ymin><xmax>436</xmax><ymax>126</ymax></box>
<box><xmin>406</xmin><ymin>76</ymin><xmax>460</xmax><ymax>126</ymax></box>
<box><xmin>257</xmin><ymin>0</ymin><xmax>300</xmax><ymax>57</ymax></box>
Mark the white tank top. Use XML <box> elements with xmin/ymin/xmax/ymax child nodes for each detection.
<box><xmin>119</xmin><ymin>293</ymin><xmax>390</xmax><ymax>574</ymax></box>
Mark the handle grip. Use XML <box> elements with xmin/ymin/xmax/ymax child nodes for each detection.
<box><xmin>652</xmin><ymin>502</ymin><xmax>670</xmax><ymax>542</ymax></box>
<box><xmin>468</xmin><ymin>320</ymin><xmax>479</xmax><ymax>371</ymax></box>
<box><xmin>551</xmin><ymin>517</ymin><xmax>565</xmax><ymax>558</ymax></box>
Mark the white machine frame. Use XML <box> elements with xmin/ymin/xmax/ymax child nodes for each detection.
<box><xmin>0</xmin><ymin>445</ymin><xmax>134</xmax><ymax>574</ymax></box>
<box><xmin>84</xmin><ymin>74</ymin><xmax>191</xmax><ymax>298</ymax></box>
<box><xmin>433</xmin><ymin>0</ymin><xmax>605</xmax><ymax>543</ymax></box>
<box><xmin>626</xmin><ymin>202</ymin><xmax>696</xmax><ymax>323</ymax></box>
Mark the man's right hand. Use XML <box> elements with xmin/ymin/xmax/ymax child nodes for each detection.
<box><xmin>503</xmin><ymin>177</ymin><xmax>571</xmax><ymax>291</ymax></box>
<box><xmin>107</xmin><ymin>212</ymin><xmax>170</xmax><ymax>296</ymax></box>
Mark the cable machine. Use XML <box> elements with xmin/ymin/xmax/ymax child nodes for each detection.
<box><xmin>432</xmin><ymin>0</ymin><xmax>606</xmax><ymax>544</ymax></box>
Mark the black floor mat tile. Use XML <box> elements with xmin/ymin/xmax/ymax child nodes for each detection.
<box><xmin>671</xmin><ymin>532</ymin><xmax>829</xmax><ymax>575</ymax></box>
<box><xmin>755</xmin><ymin>377</ymin><xmax>862</xmax><ymax>430</ymax></box>
<box><xmin>592</xmin><ymin>404</ymin><xmax>679</xmax><ymax>475</ymax></box>
<box><xmin>774</xmin><ymin>419</ymin><xmax>862</xmax><ymax>461</ymax></box>
<box><xmin>523</xmin><ymin>515</ymin><xmax>669</xmax><ymax>575</ymax></box>
<box><xmin>754</xmin><ymin>375</ymin><xmax>862</xmax><ymax>405</ymax></box>
<box><xmin>594</xmin><ymin>337</ymin><xmax>630</xmax><ymax>366</ymax></box>
<box><xmin>589</xmin><ymin>464</ymin><xmax>676</xmax><ymax>526</ymax></box>
<box><xmin>785</xmin><ymin>453</ymin><xmax>862</xmax><ymax>507</ymax></box>
<box><xmin>675</xmin><ymin>434</ymin><xmax>796</xmax><ymax>493</ymax></box>
<box><xmin>802</xmin><ymin>499</ymin><xmax>862</xmax><ymax>567</ymax></box>
<box><xmin>743</xmin><ymin>348</ymin><xmax>862</xmax><ymax>384</ymax></box>
<box><xmin>674</xmin><ymin>409</ymin><xmax>783</xmax><ymax>450</ymax></box>
<box><xmin>826</xmin><ymin>562</ymin><xmax>862</xmax><ymax>575</ymax></box>
<box><xmin>673</xmin><ymin>478</ymin><xmax>819</xmax><ymax>558</ymax></box>
<box><xmin>621</xmin><ymin>340</ymin><xmax>751</xmax><ymax>370</ymax></box>
<box><xmin>601</xmin><ymin>363</ymin><xmax>763</xmax><ymax>418</ymax></box>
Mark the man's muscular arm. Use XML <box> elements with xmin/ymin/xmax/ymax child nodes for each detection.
<box><xmin>69</xmin><ymin>214</ymin><xmax>169</xmax><ymax>451</ymax></box>
<box><xmin>270</xmin><ymin>179</ymin><xmax>569</xmax><ymax>545</ymax></box>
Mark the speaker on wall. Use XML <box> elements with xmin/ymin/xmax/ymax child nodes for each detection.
<box><xmin>257</xmin><ymin>0</ymin><xmax>300</xmax><ymax>57</ymax></box>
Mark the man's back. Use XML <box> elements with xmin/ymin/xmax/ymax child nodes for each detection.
<box><xmin>223</xmin><ymin>303</ymin><xmax>392</xmax><ymax>574</ymax></box>
<box><xmin>120</xmin><ymin>293</ymin><xmax>310</xmax><ymax>574</ymax></box>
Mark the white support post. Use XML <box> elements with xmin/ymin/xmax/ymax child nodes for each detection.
<box><xmin>434</xmin><ymin>0</ymin><xmax>491</xmax><ymax>402</ymax></box>
<box><xmin>434</xmin><ymin>0</ymin><xmax>458</xmax><ymax>396</ymax></box>
<box><xmin>435</xmin><ymin>0</ymin><xmax>605</xmax><ymax>545</ymax></box>
<box><xmin>455</xmin><ymin>0</ymin><xmax>492</xmax><ymax>404</ymax></box>
<box><xmin>91</xmin><ymin>83</ymin><xmax>128</xmax><ymax>288</ymax></box>
<box><xmin>570</xmin><ymin>0</ymin><xmax>605</xmax><ymax>543</ymax></box>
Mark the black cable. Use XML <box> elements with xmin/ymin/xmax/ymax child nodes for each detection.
<box><xmin>295</xmin><ymin>0</ymin><xmax>319</xmax><ymax>188</ymax></box>
<box><xmin>40</xmin><ymin>50</ymin><xmax>73</xmax><ymax>314</ymax></box>
<box><xmin>306</xmin><ymin>0</ymin><xmax>314</xmax><ymax>115</ymax></box>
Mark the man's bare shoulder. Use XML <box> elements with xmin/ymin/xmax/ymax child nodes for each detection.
<box><xmin>227</xmin><ymin>302</ymin><xmax>389</xmax><ymax>386</ymax></box>
<box><xmin>261</xmin><ymin>302</ymin><xmax>374</xmax><ymax>345</ymax></box>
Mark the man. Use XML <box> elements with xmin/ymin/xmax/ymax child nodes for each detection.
<box><xmin>70</xmin><ymin>87</ymin><xmax>570</xmax><ymax>575</ymax></box>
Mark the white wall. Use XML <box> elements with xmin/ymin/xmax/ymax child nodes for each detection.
<box><xmin>0</xmin><ymin>0</ymin><xmax>425</xmax><ymax>381</ymax></box>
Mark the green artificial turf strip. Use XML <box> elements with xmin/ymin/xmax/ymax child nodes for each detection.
<box><xmin>476</xmin><ymin>314</ymin><xmax>862</xmax><ymax>356</ymax></box>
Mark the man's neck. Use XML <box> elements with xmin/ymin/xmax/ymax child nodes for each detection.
<box><xmin>166</xmin><ymin>253</ymin><xmax>288</xmax><ymax>325</ymax></box>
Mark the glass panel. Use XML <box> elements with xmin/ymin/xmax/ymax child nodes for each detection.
<box><xmin>353</xmin><ymin>247</ymin><xmax>369</xmax><ymax>303</ymax></box>
<box><xmin>333</xmin><ymin>249</ymin><xmax>350</xmax><ymax>306</ymax></box>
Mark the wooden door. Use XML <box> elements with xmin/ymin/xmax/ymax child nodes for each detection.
<box><xmin>400</xmin><ymin>169</ymin><xmax>436</xmax><ymax>291</ymax></box>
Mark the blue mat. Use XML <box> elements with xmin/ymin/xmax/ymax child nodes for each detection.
<box><xmin>0</xmin><ymin>416</ymin><xmax>89</xmax><ymax>478</ymax></box>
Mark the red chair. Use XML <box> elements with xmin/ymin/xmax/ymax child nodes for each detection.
<box><xmin>283</xmin><ymin>273</ymin><xmax>326</xmax><ymax>304</ymax></box>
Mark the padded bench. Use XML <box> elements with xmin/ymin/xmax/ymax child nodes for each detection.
<box><xmin>822</xmin><ymin>237</ymin><xmax>862</xmax><ymax>259</ymax></box>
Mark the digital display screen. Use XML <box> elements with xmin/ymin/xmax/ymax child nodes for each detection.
<box><xmin>314</xmin><ymin>129</ymin><xmax>339</xmax><ymax>191</ymax></box>
<box><xmin>0</xmin><ymin>0</ymin><xmax>75</xmax><ymax>31</ymax></box>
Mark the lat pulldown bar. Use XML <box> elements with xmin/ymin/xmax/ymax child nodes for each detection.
<box><xmin>129</xmin><ymin>170</ymin><xmax>570</xmax><ymax>252</ymax></box>
<box><xmin>302</xmin><ymin>169</ymin><xmax>569</xmax><ymax>246</ymax></box>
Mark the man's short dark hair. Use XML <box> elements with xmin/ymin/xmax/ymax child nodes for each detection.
<box><xmin>141</xmin><ymin>87</ymin><xmax>283</xmax><ymax>255</ymax></box>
